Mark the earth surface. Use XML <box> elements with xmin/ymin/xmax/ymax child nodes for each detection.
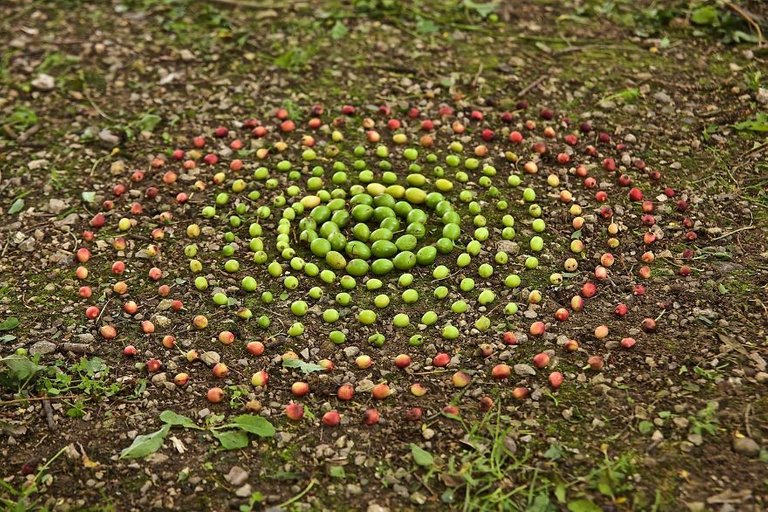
<box><xmin>1</xmin><ymin>1</ymin><xmax>767</xmax><ymax>511</ymax></box>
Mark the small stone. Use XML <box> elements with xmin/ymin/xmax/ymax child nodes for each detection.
<box><xmin>235</xmin><ymin>484</ymin><xmax>252</xmax><ymax>498</ymax></box>
<box><xmin>31</xmin><ymin>74</ymin><xmax>55</xmax><ymax>91</ymax></box>
<box><xmin>755</xmin><ymin>372</ymin><xmax>768</xmax><ymax>384</ymax></box>
<box><xmin>514</xmin><ymin>364</ymin><xmax>536</xmax><ymax>377</ymax></box>
<box><xmin>29</xmin><ymin>341</ymin><xmax>56</xmax><ymax>356</ymax></box>
<box><xmin>99</xmin><ymin>129</ymin><xmax>120</xmax><ymax>146</ymax></box>
<box><xmin>200</xmin><ymin>351</ymin><xmax>220</xmax><ymax>366</ymax></box>
<box><xmin>732</xmin><ymin>436</ymin><xmax>760</xmax><ymax>457</ymax></box>
<box><xmin>409</xmin><ymin>492</ymin><xmax>427</xmax><ymax>505</ymax></box>
<box><xmin>653</xmin><ymin>91</ymin><xmax>674</xmax><ymax>104</ymax></box>
<box><xmin>366</xmin><ymin>503</ymin><xmax>390</xmax><ymax>512</ymax></box>
<box><xmin>346</xmin><ymin>483</ymin><xmax>362</xmax><ymax>496</ymax></box>
<box><xmin>28</xmin><ymin>159</ymin><xmax>50</xmax><ymax>170</ymax></box>
<box><xmin>47</xmin><ymin>198</ymin><xmax>68</xmax><ymax>214</ymax></box>
<box><xmin>226</xmin><ymin>465</ymin><xmax>249</xmax><ymax>486</ymax></box>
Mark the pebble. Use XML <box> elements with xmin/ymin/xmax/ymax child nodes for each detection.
<box><xmin>47</xmin><ymin>198</ymin><xmax>68</xmax><ymax>214</ymax></box>
<box><xmin>409</xmin><ymin>492</ymin><xmax>427</xmax><ymax>505</ymax></box>
<box><xmin>514</xmin><ymin>364</ymin><xmax>536</xmax><ymax>377</ymax></box>
<box><xmin>28</xmin><ymin>159</ymin><xmax>50</xmax><ymax>170</ymax></box>
<box><xmin>366</xmin><ymin>503</ymin><xmax>390</xmax><ymax>512</ymax></box>
<box><xmin>653</xmin><ymin>91</ymin><xmax>674</xmax><ymax>104</ymax></box>
<box><xmin>99</xmin><ymin>129</ymin><xmax>120</xmax><ymax>145</ymax></box>
<box><xmin>236</xmin><ymin>484</ymin><xmax>252</xmax><ymax>497</ymax></box>
<box><xmin>31</xmin><ymin>73</ymin><xmax>55</xmax><ymax>91</ymax></box>
<box><xmin>226</xmin><ymin>465</ymin><xmax>249</xmax><ymax>486</ymax></box>
<box><xmin>29</xmin><ymin>341</ymin><xmax>56</xmax><ymax>355</ymax></box>
<box><xmin>732</xmin><ymin>437</ymin><xmax>760</xmax><ymax>457</ymax></box>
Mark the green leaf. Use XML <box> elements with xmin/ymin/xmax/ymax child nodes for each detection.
<box><xmin>691</xmin><ymin>6</ymin><xmax>719</xmax><ymax>26</ymax></box>
<box><xmin>555</xmin><ymin>483</ymin><xmax>567</xmax><ymax>503</ymax></box>
<box><xmin>544</xmin><ymin>443</ymin><xmax>564</xmax><ymax>460</ymax></box>
<box><xmin>733</xmin><ymin>113</ymin><xmax>768</xmax><ymax>133</ymax></box>
<box><xmin>528</xmin><ymin>493</ymin><xmax>552</xmax><ymax>512</ymax></box>
<box><xmin>120</xmin><ymin>424</ymin><xmax>170</xmax><ymax>459</ymax></box>
<box><xmin>233</xmin><ymin>414</ymin><xmax>276</xmax><ymax>437</ymax></box>
<box><xmin>213</xmin><ymin>429</ymin><xmax>250</xmax><ymax>450</ymax></box>
<box><xmin>8</xmin><ymin>198</ymin><xmax>24</xmax><ymax>215</ymax></box>
<box><xmin>328</xmin><ymin>465</ymin><xmax>345</xmax><ymax>478</ymax></box>
<box><xmin>638</xmin><ymin>420</ymin><xmax>654</xmax><ymax>434</ymax></box>
<box><xmin>731</xmin><ymin>30</ymin><xmax>758</xmax><ymax>43</ymax></box>
<box><xmin>416</xmin><ymin>17</ymin><xmax>439</xmax><ymax>34</ymax></box>
<box><xmin>282</xmin><ymin>358</ymin><xmax>325</xmax><ymax>375</ymax></box>
<box><xmin>410</xmin><ymin>443</ymin><xmax>434</xmax><ymax>467</ymax></box>
<box><xmin>1</xmin><ymin>355</ymin><xmax>43</xmax><ymax>382</ymax></box>
<box><xmin>81</xmin><ymin>191</ymin><xmax>96</xmax><ymax>203</ymax></box>
<box><xmin>567</xmin><ymin>499</ymin><xmax>603</xmax><ymax>512</ymax></box>
<box><xmin>330</xmin><ymin>20</ymin><xmax>348</xmax><ymax>40</ymax></box>
<box><xmin>0</xmin><ymin>317</ymin><xmax>19</xmax><ymax>331</ymax></box>
<box><xmin>604</xmin><ymin>88</ymin><xmax>639</xmax><ymax>103</ymax></box>
<box><xmin>8</xmin><ymin>107</ymin><xmax>38</xmax><ymax>128</ymax></box>
<box><xmin>462</xmin><ymin>0</ymin><xmax>499</xmax><ymax>18</ymax></box>
<box><xmin>137</xmin><ymin>114</ymin><xmax>162</xmax><ymax>133</ymax></box>
<box><xmin>160</xmin><ymin>410</ymin><xmax>200</xmax><ymax>429</ymax></box>
<box><xmin>0</xmin><ymin>334</ymin><xmax>16</xmax><ymax>343</ymax></box>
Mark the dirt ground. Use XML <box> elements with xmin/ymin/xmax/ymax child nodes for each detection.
<box><xmin>1</xmin><ymin>1</ymin><xmax>767</xmax><ymax>511</ymax></box>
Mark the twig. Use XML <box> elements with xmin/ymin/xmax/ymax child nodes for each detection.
<box><xmin>740</xmin><ymin>141</ymin><xmax>768</xmax><ymax>160</ymax></box>
<box><xmin>471</xmin><ymin>63</ymin><xmax>484</xmax><ymax>88</ymax></box>
<box><xmin>518</xmin><ymin>75</ymin><xmax>547</xmax><ymax>97</ymax></box>
<box><xmin>17</xmin><ymin>124</ymin><xmax>40</xmax><ymax>143</ymax></box>
<box><xmin>744</xmin><ymin>402</ymin><xmax>753</xmax><ymax>438</ymax></box>
<box><xmin>710</xmin><ymin>225</ymin><xmax>757</xmax><ymax>241</ymax></box>
<box><xmin>0</xmin><ymin>395</ymin><xmax>80</xmax><ymax>406</ymax></box>
<box><xmin>82</xmin><ymin>88</ymin><xmax>116</xmax><ymax>122</ymax></box>
<box><xmin>209</xmin><ymin>0</ymin><xmax>297</xmax><ymax>7</ymax></box>
<box><xmin>94</xmin><ymin>296</ymin><xmax>113</xmax><ymax>326</ymax></box>
<box><xmin>42</xmin><ymin>398</ymin><xmax>57</xmax><ymax>431</ymax></box>
<box><xmin>278</xmin><ymin>478</ymin><xmax>317</xmax><ymax>508</ymax></box>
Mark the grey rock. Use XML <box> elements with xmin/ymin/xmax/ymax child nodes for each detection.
<box><xmin>514</xmin><ymin>364</ymin><xmax>536</xmax><ymax>377</ymax></box>
<box><xmin>29</xmin><ymin>341</ymin><xmax>56</xmax><ymax>356</ymax></box>
<box><xmin>409</xmin><ymin>492</ymin><xmax>427</xmax><ymax>505</ymax></box>
<box><xmin>346</xmin><ymin>483</ymin><xmax>362</xmax><ymax>495</ymax></box>
<box><xmin>226</xmin><ymin>465</ymin><xmax>249</xmax><ymax>486</ymax></box>
<box><xmin>235</xmin><ymin>484</ymin><xmax>252</xmax><ymax>497</ymax></box>
<box><xmin>48</xmin><ymin>197</ymin><xmax>67</xmax><ymax>215</ymax></box>
<box><xmin>653</xmin><ymin>91</ymin><xmax>674</xmax><ymax>104</ymax></box>
<box><xmin>28</xmin><ymin>159</ymin><xmax>50</xmax><ymax>170</ymax></box>
<box><xmin>31</xmin><ymin>74</ymin><xmax>55</xmax><ymax>91</ymax></box>
<box><xmin>99</xmin><ymin>129</ymin><xmax>120</xmax><ymax>145</ymax></box>
<box><xmin>732</xmin><ymin>437</ymin><xmax>760</xmax><ymax>457</ymax></box>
